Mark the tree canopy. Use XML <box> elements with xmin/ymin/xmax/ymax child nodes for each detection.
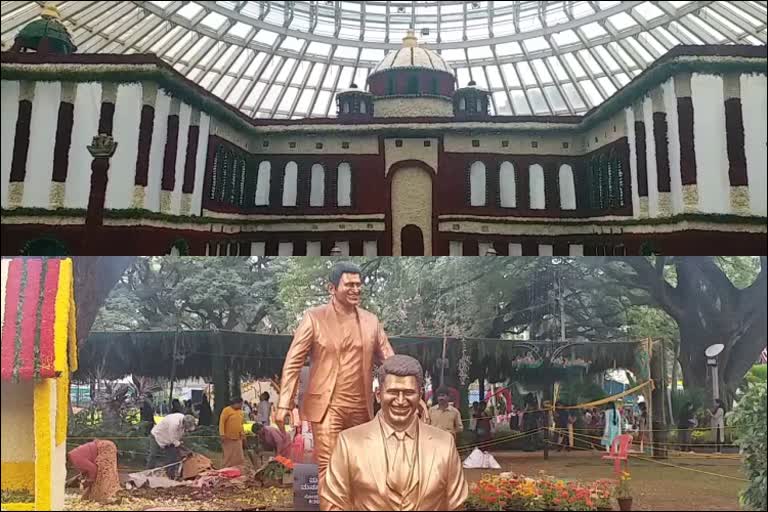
<box><xmin>85</xmin><ymin>256</ymin><xmax>766</xmax><ymax>406</ymax></box>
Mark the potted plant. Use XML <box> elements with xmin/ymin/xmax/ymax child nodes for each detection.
<box><xmin>616</xmin><ymin>471</ymin><xmax>632</xmax><ymax>511</ymax></box>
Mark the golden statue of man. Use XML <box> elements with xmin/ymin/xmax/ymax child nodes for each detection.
<box><xmin>320</xmin><ymin>354</ymin><xmax>468</xmax><ymax>511</ymax></box>
<box><xmin>276</xmin><ymin>261</ymin><xmax>394</xmax><ymax>485</ymax></box>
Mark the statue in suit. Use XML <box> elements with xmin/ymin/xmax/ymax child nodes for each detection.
<box><xmin>320</xmin><ymin>355</ymin><xmax>468</xmax><ymax>511</ymax></box>
<box><xmin>276</xmin><ymin>261</ymin><xmax>394</xmax><ymax>485</ymax></box>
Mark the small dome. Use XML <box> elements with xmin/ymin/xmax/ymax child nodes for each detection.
<box><xmin>368</xmin><ymin>30</ymin><xmax>453</xmax><ymax>78</ymax></box>
<box><xmin>14</xmin><ymin>3</ymin><xmax>77</xmax><ymax>54</ymax></box>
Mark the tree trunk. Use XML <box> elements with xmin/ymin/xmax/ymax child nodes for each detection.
<box><xmin>74</xmin><ymin>257</ymin><xmax>135</xmax><ymax>342</ymax></box>
<box><xmin>212</xmin><ymin>333</ymin><xmax>230</xmax><ymax>425</ymax></box>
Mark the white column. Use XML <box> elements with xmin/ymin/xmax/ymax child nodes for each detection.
<box><xmin>691</xmin><ymin>74</ymin><xmax>730</xmax><ymax>214</ymax></box>
<box><xmin>643</xmin><ymin>96</ymin><xmax>659</xmax><ymax>218</ymax></box>
<box><xmin>625</xmin><ymin>107</ymin><xmax>641</xmax><ymax>218</ymax></box>
<box><xmin>538</xmin><ymin>244</ymin><xmax>553</xmax><ymax>256</ymax></box>
<box><xmin>23</xmin><ymin>81</ymin><xmax>61</xmax><ymax>208</ymax></box>
<box><xmin>105</xmin><ymin>83</ymin><xmax>143</xmax><ymax>210</ymax></box>
<box><xmin>144</xmin><ymin>90</ymin><xmax>171</xmax><ymax>212</ymax></box>
<box><xmin>449</xmin><ymin>241</ymin><xmax>463</xmax><ymax>256</ymax></box>
<box><xmin>64</xmin><ymin>83</ymin><xmax>102</xmax><ymax>209</ymax></box>
<box><xmin>190</xmin><ymin>113</ymin><xmax>210</xmax><ymax>216</ymax></box>
<box><xmin>508</xmin><ymin>243</ymin><xmax>522</xmax><ymax>256</ymax></box>
<box><xmin>0</xmin><ymin>80</ymin><xmax>20</xmax><ymax>208</ymax></box>
<box><xmin>278</xmin><ymin>242</ymin><xmax>294</xmax><ymax>256</ymax></box>
<box><xmin>662</xmin><ymin>78</ymin><xmax>683</xmax><ymax>215</ymax></box>
<box><xmin>568</xmin><ymin>244</ymin><xmax>584</xmax><ymax>256</ymax></box>
<box><xmin>170</xmin><ymin>102</ymin><xmax>192</xmax><ymax>214</ymax></box>
<box><xmin>741</xmin><ymin>73</ymin><xmax>768</xmax><ymax>216</ymax></box>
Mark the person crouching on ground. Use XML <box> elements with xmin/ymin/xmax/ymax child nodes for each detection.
<box><xmin>68</xmin><ymin>440</ymin><xmax>121</xmax><ymax>503</ymax></box>
<box><xmin>220</xmin><ymin>397</ymin><xmax>247</xmax><ymax>467</ymax></box>
<box><xmin>147</xmin><ymin>413</ymin><xmax>196</xmax><ymax>478</ymax></box>
<box><xmin>252</xmin><ymin>422</ymin><xmax>292</xmax><ymax>458</ymax></box>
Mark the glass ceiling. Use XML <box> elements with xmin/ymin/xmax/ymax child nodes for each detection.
<box><xmin>1</xmin><ymin>1</ymin><xmax>766</xmax><ymax>119</ymax></box>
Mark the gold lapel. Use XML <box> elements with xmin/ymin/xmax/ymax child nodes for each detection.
<box><xmin>366</xmin><ymin>422</ymin><xmax>389</xmax><ymax>501</ymax></box>
<box><xmin>415</xmin><ymin>424</ymin><xmax>436</xmax><ymax>509</ymax></box>
<box><xmin>323</xmin><ymin>302</ymin><xmax>342</xmax><ymax>355</ymax></box>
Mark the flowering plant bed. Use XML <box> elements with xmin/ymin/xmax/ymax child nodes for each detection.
<box><xmin>465</xmin><ymin>472</ymin><xmax>615</xmax><ymax>511</ymax></box>
<box><xmin>255</xmin><ymin>456</ymin><xmax>294</xmax><ymax>488</ymax></box>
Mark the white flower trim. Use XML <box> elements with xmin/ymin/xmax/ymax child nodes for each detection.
<box><xmin>657</xmin><ymin>192</ymin><xmax>672</xmax><ymax>218</ymax></box>
<box><xmin>49</xmin><ymin>182</ymin><xmax>65</xmax><ymax>209</ymax></box>
<box><xmin>639</xmin><ymin>197</ymin><xmax>649</xmax><ymax>218</ymax></box>
<box><xmin>159</xmin><ymin>191</ymin><xmax>172</xmax><ymax>214</ymax></box>
<box><xmin>131</xmin><ymin>185</ymin><xmax>146</xmax><ymax>209</ymax></box>
<box><xmin>441</xmin><ymin>219</ymin><xmax>767</xmax><ymax>236</ymax></box>
<box><xmin>730</xmin><ymin>186</ymin><xmax>751</xmax><ymax>215</ymax></box>
<box><xmin>102</xmin><ymin>218</ymin><xmax>386</xmax><ymax>233</ymax></box>
<box><xmin>683</xmin><ymin>185</ymin><xmax>699</xmax><ymax>213</ymax></box>
<box><xmin>180</xmin><ymin>194</ymin><xmax>192</xmax><ymax>216</ymax></box>
<box><xmin>1</xmin><ymin>215</ymin><xmax>85</xmax><ymax>226</ymax></box>
<box><xmin>8</xmin><ymin>183</ymin><xmax>24</xmax><ymax>208</ymax></box>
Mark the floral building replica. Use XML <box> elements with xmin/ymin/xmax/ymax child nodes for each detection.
<box><xmin>1</xmin><ymin>3</ymin><xmax>767</xmax><ymax>255</ymax></box>
<box><xmin>0</xmin><ymin>258</ymin><xmax>77</xmax><ymax>511</ymax></box>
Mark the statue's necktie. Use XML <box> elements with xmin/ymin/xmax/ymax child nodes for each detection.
<box><xmin>387</xmin><ymin>432</ymin><xmax>410</xmax><ymax>494</ymax></box>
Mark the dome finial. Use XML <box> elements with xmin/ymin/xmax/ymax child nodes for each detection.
<box><xmin>403</xmin><ymin>29</ymin><xmax>418</xmax><ymax>48</ymax></box>
<box><xmin>41</xmin><ymin>2</ymin><xmax>61</xmax><ymax>20</ymax></box>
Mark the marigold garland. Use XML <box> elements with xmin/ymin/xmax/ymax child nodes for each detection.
<box><xmin>54</xmin><ymin>258</ymin><xmax>75</xmax><ymax>445</ymax></box>
<box><xmin>33</xmin><ymin>379</ymin><xmax>53</xmax><ymax>511</ymax></box>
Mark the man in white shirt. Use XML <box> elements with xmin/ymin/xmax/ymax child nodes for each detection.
<box><xmin>147</xmin><ymin>413</ymin><xmax>196</xmax><ymax>478</ymax></box>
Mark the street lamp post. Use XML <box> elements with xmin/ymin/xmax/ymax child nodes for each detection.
<box><xmin>705</xmin><ymin>344</ymin><xmax>725</xmax><ymax>402</ymax></box>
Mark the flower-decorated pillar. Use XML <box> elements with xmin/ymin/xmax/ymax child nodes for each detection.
<box><xmin>85</xmin><ymin>134</ymin><xmax>118</xmax><ymax>254</ymax></box>
<box><xmin>1</xmin><ymin>257</ymin><xmax>77</xmax><ymax>511</ymax></box>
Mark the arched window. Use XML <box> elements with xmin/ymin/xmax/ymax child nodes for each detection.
<box><xmin>337</xmin><ymin>162</ymin><xmax>352</xmax><ymax>207</ymax></box>
<box><xmin>470</xmin><ymin>161</ymin><xmax>486</xmax><ymax>206</ymax></box>
<box><xmin>431</xmin><ymin>78</ymin><xmax>439</xmax><ymax>95</ymax></box>
<box><xmin>388</xmin><ymin>77</ymin><xmax>396</xmax><ymax>94</ymax></box>
<box><xmin>343</xmin><ymin>101</ymin><xmax>350</xmax><ymax>114</ymax></box>
<box><xmin>407</xmin><ymin>75</ymin><xmax>419</xmax><ymax>94</ymax></box>
<box><xmin>310</xmin><ymin>163</ymin><xmax>325</xmax><ymax>206</ymax></box>
<box><xmin>476</xmin><ymin>97</ymin><xmax>482</xmax><ymax>112</ymax></box>
<box><xmin>529</xmin><ymin>164</ymin><xmax>545</xmax><ymax>210</ymax></box>
<box><xmin>283</xmin><ymin>161</ymin><xmax>298</xmax><ymax>206</ymax></box>
<box><xmin>559</xmin><ymin>164</ymin><xmax>576</xmax><ymax>210</ymax></box>
<box><xmin>254</xmin><ymin>161</ymin><xmax>271</xmax><ymax>206</ymax></box>
<box><xmin>360</xmin><ymin>101</ymin><xmax>367</xmax><ymax>114</ymax></box>
<box><xmin>459</xmin><ymin>97</ymin><xmax>466</xmax><ymax>111</ymax></box>
<box><xmin>499</xmin><ymin>161</ymin><xmax>516</xmax><ymax>208</ymax></box>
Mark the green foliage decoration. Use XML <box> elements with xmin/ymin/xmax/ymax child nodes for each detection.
<box><xmin>728</xmin><ymin>383</ymin><xmax>767</xmax><ymax>511</ymax></box>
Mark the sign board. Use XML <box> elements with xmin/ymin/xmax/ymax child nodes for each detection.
<box><xmin>293</xmin><ymin>463</ymin><xmax>320</xmax><ymax>511</ymax></box>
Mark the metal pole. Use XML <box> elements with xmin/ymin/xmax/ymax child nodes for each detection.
<box><xmin>440</xmin><ymin>335</ymin><xmax>448</xmax><ymax>388</ymax></box>
<box><xmin>559</xmin><ymin>272</ymin><xmax>565</xmax><ymax>343</ymax></box>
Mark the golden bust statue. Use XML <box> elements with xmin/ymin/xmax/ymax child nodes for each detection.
<box><xmin>320</xmin><ymin>355</ymin><xmax>468</xmax><ymax>511</ymax></box>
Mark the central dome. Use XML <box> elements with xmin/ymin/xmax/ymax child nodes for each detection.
<box><xmin>368</xmin><ymin>30</ymin><xmax>453</xmax><ymax>79</ymax></box>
